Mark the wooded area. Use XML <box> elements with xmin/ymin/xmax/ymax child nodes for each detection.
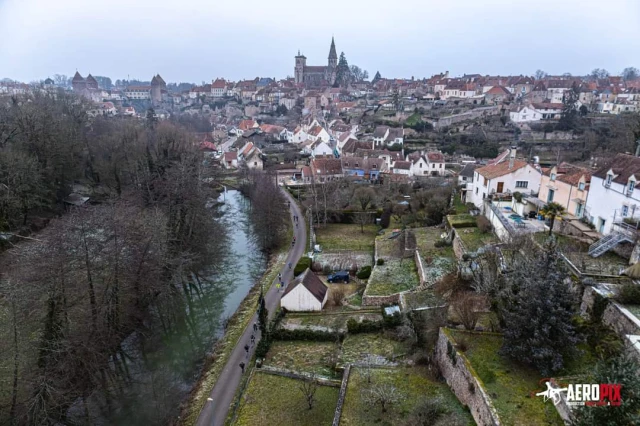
<box><xmin>0</xmin><ymin>92</ymin><xmax>230</xmax><ymax>424</ymax></box>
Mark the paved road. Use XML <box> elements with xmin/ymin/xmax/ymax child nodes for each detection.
<box><xmin>195</xmin><ymin>188</ymin><xmax>306</xmax><ymax>426</ymax></box>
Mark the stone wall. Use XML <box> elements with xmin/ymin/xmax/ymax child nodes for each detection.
<box><xmin>434</xmin><ymin>329</ymin><xmax>501</xmax><ymax>426</ymax></box>
<box><xmin>259</xmin><ymin>365</ymin><xmax>341</xmax><ymax>386</ymax></box>
<box><xmin>415</xmin><ymin>249</ymin><xmax>427</xmax><ymax>286</ymax></box>
<box><xmin>362</xmin><ymin>292</ymin><xmax>400</xmax><ymax>306</ymax></box>
<box><xmin>332</xmin><ymin>365</ymin><xmax>351</xmax><ymax>426</ymax></box>
<box><xmin>453</xmin><ymin>231</ymin><xmax>466</xmax><ymax>260</ymax></box>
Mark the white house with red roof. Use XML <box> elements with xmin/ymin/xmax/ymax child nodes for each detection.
<box><xmin>211</xmin><ymin>78</ymin><xmax>227</xmax><ymax>97</ymax></box>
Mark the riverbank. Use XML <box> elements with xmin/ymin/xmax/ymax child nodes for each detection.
<box><xmin>179</xmin><ymin>245</ymin><xmax>291</xmax><ymax>425</ymax></box>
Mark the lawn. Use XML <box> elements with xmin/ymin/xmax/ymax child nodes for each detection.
<box><xmin>452</xmin><ymin>197</ymin><xmax>468</xmax><ymax>215</ymax></box>
<box><xmin>412</xmin><ymin>227</ymin><xmax>443</xmax><ymax>252</ymax></box>
<box><xmin>339</xmin><ymin>367</ymin><xmax>474</xmax><ymax>426</ymax></box>
<box><xmin>262</xmin><ymin>341</ymin><xmax>340</xmax><ymax>378</ymax></box>
<box><xmin>446</xmin><ymin>329</ymin><xmax>597</xmax><ymax>426</ymax></box>
<box><xmin>234</xmin><ymin>372</ymin><xmax>339</xmax><ymax>426</ymax></box>
<box><xmin>456</xmin><ymin>227</ymin><xmax>499</xmax><ymax>252</ymax></box>
<box><xmin>367</xmin><ymin>258</ymin><xmax>420</xmax><ymax>296</ymax></box>
<box><xmin>340</xmin><ymin>333</ymin><xmax>408</xmax><ymax>365</ymax></box>
<box><xmin>283</xmin><ymin>311</ymin><xmax>383</xmax><ymax>333</ymax></box>
<box><xmin>402</xmin><ymin>289</ymin><xmax>443</xmax><ymax>309</ymax></box>
<box><xmin>375</xmin><ymin>232</ymin><xmax>403</xmax><ymax>258</ymax></box>
<box><xmin>315</xmin><ymin>224</ymin><xmax>378</xmax><ymax>253</ymax></box>
<box><xmin>447</xmin><ymin>214</ymin><xmax>477</xmax><ymax>228</ymax></box>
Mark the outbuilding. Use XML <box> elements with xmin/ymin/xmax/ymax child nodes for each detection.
<box><xmin>281</xmin><ymin>268</ymin><xmax>328</xmax><ymax>312</ymax></box>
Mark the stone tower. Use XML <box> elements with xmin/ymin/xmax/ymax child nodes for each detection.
<box><xmin>328</xmin><ymin>37</ymin><xmax>337</xmax><ymax>69</ymax></box>
<box><xmin>294</xmin><ymin>51</ymin><xmax>306</xmax><ymax>84</ymax></box>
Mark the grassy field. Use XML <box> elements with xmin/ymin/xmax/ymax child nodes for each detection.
<box><xmin>402</xmin><ymin>289</ymin><xmax>443</xmax><ymax>309</ymax></box>
<box><xmin>340</xmin><ymin>333</ymin><xmax>408</xmax><ymax>365</ymax></box>
<box><xmin>446</xmin><ymin>329</ymin><xmax>597</xmax><ymax>426</ymax></box>
<box><xmin>315</xmin><ymin>224</ymin><xmax>378</xmax><ymax>253</ymax></box>
<box><xmin>262</xmin><ymin>341</ymin><xmax>340</xmax><ymax>378</ymax></box>
<box><xmin>234</xmin><ymin>372</ymin><xmax>339</xmax><ymax>426</ymax></box>
<box><xmin>367</xmin><ymin>258</ymin><xmax>420</xmax><ymax>296</ymax></box>
<box><xmin>339</xmin><ymin>367</ymin><xmax>474</xmax><ymax>426</ymax></box>
<box><xmin>457</xmin><ymin>227</ymin><xmax>499</xmax><ymax>252</ymax></box>
<box><xmin>452</xmin><ymin>197</ymin><xmax>469</xmax><ymax>214</ymax></box>
<box><xmin>446</xmin><ymin>214</ymin><xmax>477</xmax><ymax>228</ymax></box>
<box><xmin>412</xmin><ymin>227</ymin><xmax>445</xmax><ymax>252</ymax></box>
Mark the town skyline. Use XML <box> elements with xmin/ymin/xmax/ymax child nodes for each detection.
<box><xmin>1</xmin><ymin>0</ymin><xmax>639</xmax><ymax>83</ymax></box>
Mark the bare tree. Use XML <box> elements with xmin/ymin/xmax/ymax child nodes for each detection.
<box><xmin>364</xmin><ymin>383</ymin><xmax>400</xmax><ymax>413</ymax></box>
<box><xmin>298</xmin><ymin>374</ymin><xmax>319</xmax><ymax>410</ymax></box>
<box><xmin>452</xmin><ymin>292</ymin><xmax>486</xmax><ymax>330</ymax></box>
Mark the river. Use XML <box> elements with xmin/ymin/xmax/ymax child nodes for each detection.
<box><xmin>104</xmin><ymin>189</ymin><xmax>267</xmax><ymax>425</ymax></box>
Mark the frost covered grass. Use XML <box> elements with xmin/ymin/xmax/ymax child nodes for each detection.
<box><xmin>457</xmin><ymin>227</ymin><xmax>499</xmax><ymax>252</ymax></box>
<box><xmin>367</xmin><ymin>258</ymin><xmax>420</xmax><ymax>296</ymax></box>
<box><xmin>340</xmin><ymin>367</ymin><xmax>474</xmax><ymax>426</ymax></box>
<box><xmin>262</xmin><ymin>341</ymin><xmax>340</xmax><ymax>378</ymax></box>
<box><xmin>340</xmin><ymin>333</ymin><xmax>408</xmax><ymax>365</ymax></box>
<box><xmin>315</xmin><ymin>224</ymin><xmax>377</xmax><ymax>253</ymax></box>
<box><xmin>313</xmin><ymin>252</ymin><xmax>373</xmax><ymax>271</ymax></box>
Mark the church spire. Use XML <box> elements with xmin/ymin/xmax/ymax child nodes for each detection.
<box><xmin>328</xmin><ymin>36</ymin><xmax>337</xmax><ymax>61</ymax></box>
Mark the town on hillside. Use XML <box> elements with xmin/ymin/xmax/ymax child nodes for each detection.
<box><xmin>2</xmin><ymin>37</ymin><xmax>640</xmax><ymax>426</ymax></box>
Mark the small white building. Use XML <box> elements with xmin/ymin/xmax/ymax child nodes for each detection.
<box><xmin>509</xmin><ymin>105</ymin><xmax>542</xmax><ymax>123</ymax></box>
<box><xmin>467</xmin><ymin>151</ymin><xmax>541</xmax><ymax>209</ymax></box>
<box><xmin>281</xmin><ymin>269</ymin><xmax>328</xmax><ymax>312</ymax></box>
<box><xmin>223</xmin><ymin>151</ymin><xmax>238</xmax><ymax>169</ymax></box>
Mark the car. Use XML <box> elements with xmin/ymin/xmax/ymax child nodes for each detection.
<box><xmin>327</xmin><ymin>271</ymin><xmax>350</xmax><ymax>283</ymax></box>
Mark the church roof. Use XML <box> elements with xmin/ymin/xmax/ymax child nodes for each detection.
<box><xmin>72</xmin><ymin>71</ymin><xmax>84</xmax><ymax>82</ymax></box>
<box><xmin>328</xmin><ymin>37</ymin><xmax>337</xmax><ymax>60</ymax></box>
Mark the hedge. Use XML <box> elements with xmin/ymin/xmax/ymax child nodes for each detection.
<box><xmin>356</xmin><ymin>266</ymin><xmax>372</xmax><ymax>279</ymax></box>
<box><xmin>294</xmin><ymin>256</ymin><xmax>312</xmax><ymax>276</ymax></box>
<box><xmin>347</xmin><ymin>318</ymin><xmax>383</xmax><ymax>334</ymax></box>
<box><xmin>271</xmin><ymin>328</ymin><xmax>344</xmax><ymax>342</ymax></box>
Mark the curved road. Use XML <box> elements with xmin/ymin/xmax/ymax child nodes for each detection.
<box><xmin>195</xmin><ymin>188</ymin><xmax>306</xmax><ymax>426</ymax></box>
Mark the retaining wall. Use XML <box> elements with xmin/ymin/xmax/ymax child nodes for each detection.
<box><xmin>434</xmin><ymin>329</ymin><xmax>502</xmax><ymax>426</ymax></box>
<box><xmin>415</xmin><ymin>249</ymin><xmax>427</xmax><ymax>286</ymax></box>
<box><xmin>453</xmin><ymin>231</ymin><xmax>466</xmax><ymax>260</ymax></box>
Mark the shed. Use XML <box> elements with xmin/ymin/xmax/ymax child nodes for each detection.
<box><xmin>281</xmin><ymin>268</ymin><xmax>328</xmax><ymax>312</ymax></box>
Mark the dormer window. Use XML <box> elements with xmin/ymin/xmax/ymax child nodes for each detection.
<box><xmin>629</xmin><ymin>180</ymin><xmax>635</xmax><ymax>193</ymax></box>
<box><xmin>550</xmin><ymin>173</ymin><xmax>556</xmax><ymax>181</ymax></box>
<box><xmin>355</xmin><ymin>163</ymin><xmax>359</xmax><ymax>168</ymax></box>
<box><xmin>606</xmin><ymin>174</ymin><xmax>613</xmax><ymax>186</ymax></box>
<box><xmin>578</xmin><ymin>182</ymin><xmax>585</xmax><ymax>191</ymax></box>
<box><xmin>372</xmin><ymin>164</ymin><xmax>377</xmax><ymax>169</ymax></box>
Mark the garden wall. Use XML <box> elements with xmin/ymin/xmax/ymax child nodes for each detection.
<box><xmin>415</xmin><ymin>249</ymin><xmax>428</xmax><ymax>286</ymax></box>
<box><xmin>453</xmin><ymin>231</ymin><xmax>466</xmax><ymax>260</ymax></box>
<box><xmin>434</xmin><ymin>329</ymin><xmax>501</xmax><ymax>426</ymax></box>
<box><xmin>361</xmin><ymin>292</ymin><xmax>400</xmax><ymax>306</ymax></box>
<box><xmin>332</xmin><ymin>365</ymin><xmax>351</xmax><ymax>426</ymax></box>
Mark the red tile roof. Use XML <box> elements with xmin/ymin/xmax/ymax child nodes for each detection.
<box><xmin>476</xmin><ymin>160</ymin><xmax>529</xmax><ymax>179</ymax></box>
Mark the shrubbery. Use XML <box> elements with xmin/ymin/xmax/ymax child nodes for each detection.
<box><xmin>347</xmin><ymin>318</ymin><xmax>383</xmax><ymax>333</ymax></box>
<box><xmin>376</xmin><ymin>258</ymin><xmax>385</xmax><ymax>266</ymax></box>
<box><xmin>434</xmin><ymin>239</ymin><xmax>451</xmax><ymax>248</ymax></box>
<box><xmin>271</xmin><ymin>328</ymin><xmax>343</xmax><ymax>342</ymax></box>
<box><xmin>294</xmin><ymin>256</ymin><xmax>312</xmax><ymax>275</ymax></box>
<box><xmin>618</xmin><ymin>283</ymin><xmax>640</xmax><ymax>305</ymax></box>
<box><xmin>476</xmin><ymin>216</ymin><xmax>492</xmax><ymax>234</ymax></box>
<box><xmin>356</xmin><ymin>266</ymin><xmax>372</xmax><ymax>279</ymax></box>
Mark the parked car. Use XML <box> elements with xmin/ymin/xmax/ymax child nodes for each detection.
<box><xmin>327</xmin><ymin>271</ymin><xmax>350</xmax><ymax>283</ymax></box>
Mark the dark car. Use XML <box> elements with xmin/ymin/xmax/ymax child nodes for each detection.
<box><xmin>327</xmin><ymin>271</ymin><xmax>350</xmax><ymax>283</ymax></box>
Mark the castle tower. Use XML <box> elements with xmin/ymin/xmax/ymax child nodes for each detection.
<box><xmin>295</xmin><ymin>50</ymin><xmax>306</xmax><ymax>84</ymax></box>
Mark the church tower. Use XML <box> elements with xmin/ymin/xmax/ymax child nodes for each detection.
<box><xmin>328</xmin><ymin>37</ymin><xmax>337</xmax><ymax>69</ymax></box>
<box><xmin>295</xmin><ymin>50</ymin><xmax>306</xmax><ymax>84</ymax></box>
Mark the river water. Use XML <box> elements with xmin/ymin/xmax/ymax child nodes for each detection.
<box><xmin>105</xmin><ymin>189</ymin><xmax>266</xmax><ymax>424</ymax></box>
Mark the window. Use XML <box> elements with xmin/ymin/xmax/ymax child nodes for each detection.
<box><xmin>547</xmin><ymin>189</ymin><xmax>555</xmax><ymax>203</ymax></box>
<box><xmin>606</xmin><ymin>174</ymin><xmax>613</xmax><ymax>186</ymax></box>
<box><xmin>483</xmin><ymin>177</ymin><xmax>488</xmax><ymax>187</ymax></box>
<box><xmin>419</xmin><ymin>163</ymin><xmax>422</xmax><ymax>168</ymax></box>
<box><xmin>550</xmin><ymin>173</ymin><xmax>556</xmax><ymax>181</ymax></box>
<box><xmin>515</xmin><ymin>181</ymin><xmax>528</xmax><ymax>188</ymax></box>
<box><xmin>439</xmin><ymin>164</ymin><xmax>443</xmax><ymax>168</ymax></box>
<box><xmin>476</xmin><ymin>188</ymin><xmax>478</xmax><ymax>195</ymax></box>
<box><xmin>432</xmin><ymin>164</ymin><xmax>436</xmax><ymax>168</ymax></box>
<box><xmin>623</xmin><ymin>205</ymin><xmax>629</xmax><ymax>217</ymax></box>
<box><xmin>372</xmin><ymin>164</ymin><xmax>377</xmax><ymax>169</ymax></box>
<box><xmin>578</xmin><ymin>182</ymin><xmax>585</xmax><ymax>191</ymax></box>
<box><xmin>575</xmin><ymin>202</ymin><xmax>583</xmax><ymax>218</ymax></box>
<box><xmin>629</xmin><ymin>181</ymin><xmax>635</xmax><ymax>193</ymax></box>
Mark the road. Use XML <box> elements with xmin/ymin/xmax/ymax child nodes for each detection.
<box><xmin>195</xmin><ymin>188</ymin><xmax>306</xmax><ymax>426</ymax></box>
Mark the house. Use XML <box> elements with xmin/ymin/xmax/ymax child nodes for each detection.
<box><xmin>538</xmin><ymin>163</ymin><xmax>591</xmax><ymax>218</ymax></box>
<box><xmin>223</xmin><ymin>151</ymin><xmax>238</xmax><ymax>169</ymax></box>
<box><xmin>484</xmin><ymin>86</ymin><xmax>512</xmax><ymax>103</ymax></box>
<box><xmin>585</xmin><ymin>154</ymin><xmax>640</xmax><ymax>235</ymax></box>
<box><xmin>509</xmin><ymin>105</ymin><xmax>543</xmax><ymax>123</ymax></box>
<box><xmin>531</xmin><ymin>103</ymin><xmax>563</xmax><ymax>120</ymax></box>
<box><xmin>386</xmin><ymin>128</ymin><xmax>404</xmax><ymax>147</ymax></box>
<box><xmin>244</xmin><ymin>149</ymin><xmax>263</xmax><ymax>170</ymax></box>
<box><xmin>310</xmin><ymin>157</ymin><xmax>343</xmax><ymax>182</ymax></box>
<box><xmin>458</xmin><ymin>163</ymin><xmax>477</xmax><ymax>202</ymax></box>
<box><xmin>292</xmin><ymin>126</ymin><xmax>308</xmax><ymax>143</ymax></box>
<box><xmin>467</xmin><ymin>150</ymin><xmax>541</xmax><ymax>209</ymax></box>
<box><xmin>281</xmin><ymin>269</ymin><xmax>328</xmax><ymax>312</ymax></box>
<box><xmin>372</xmin><ymin>126</ymin><xmax>390</xmax><ymax>147</ymax></box>
<box><xmin>392</xmin><ymin>161</ymin><xmax>412</xmax><ymax>175</ymax></box>
<box><xmin>308</xmin><ymin>139</ymin><xmax>333</xmax><ymax>157</ymax></box>
<box><xmin>341</xmin><ymin>157</ymin><xmax>385</xmax><ymax>181</ymax></box>
<box><xmin>408</xmin><ymin>154</ymin><xmax>430</xmax><ymax>176</ymax></box>
<box><xmin>307</xmin><ymin>125</ymin><xmax>331</xmax><ymax>143</ymax></box>
<box><xmin>211</xmin><ymin>78</ymin><xmax>227</xmax><ymax>97</ymax></box>
<box><xmin>426</xmin><ymin>152</ymin><xmax>446</xmax><ymax>176</ymax></box>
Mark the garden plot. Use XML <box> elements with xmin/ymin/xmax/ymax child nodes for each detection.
<box><xmin>457</xmin><ymin>227</ymin><xmax>499</xmax><ymax>252</ymax></box>
<box><xmin>412</xmin><ymin>227</ymin><xmax>447</xmax><ymax>252</ymax></box>
<box><xmin>234</xmin><ymin>372</ymin><xmax>339</xmax><ymax>426</ymax></box>
<box><xmin>315</xmin><ymin>224</ymin><xmax>377</xmax><ymax>253</ymax></box>
<box><xmin>262</xmin><ymin>340</ymin><xmax>340</xmax><ymax>378</ymax></box>
<box><xmin>366</xmin><ymin>258</ymin><xmax>420</xmax><ymax>296</ymax></box>
<box><xmin>312</xmin><ymin>252</ymin><xmax>373</xmax><ymax>272</ymax></box>
<box><xmin>402</xmin><ymin>288</ymin><xmax>443</xmax><ymax>309</ymax></box>
<box><xmin>340</xmin><ymin>333</ymin><xmax>409</xmax><ymax>365</ymax></box>
<box><xmin>282</xmin><ymin>311</ymin><xmax>383</xmax><ymax>333</ymax></box>
<box><xmin>446</xmin><ymin>329</ymin><xmax>597</xmax><ymax>426</ymax></box>
<box><xmin>339</xmin><ymin>367</ymin><xmax>474</xmax><ymax>426</ymax></box>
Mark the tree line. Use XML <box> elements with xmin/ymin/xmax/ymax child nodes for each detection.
<box><xmin>0</xmin><ymin>91</ymin><xmax>228</xmax><ymax>424</ymax></box>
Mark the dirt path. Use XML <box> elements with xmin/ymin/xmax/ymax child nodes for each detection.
<box><xmin>195</xmin><ymin>188</ymin><xmax>306</xmax><ymax>426</ymax></box>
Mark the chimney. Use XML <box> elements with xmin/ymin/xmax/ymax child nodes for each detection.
<box><xmin>508</xmin><ymin>147</ymin><xmax>516</xmax><ymax>170</ymax></box>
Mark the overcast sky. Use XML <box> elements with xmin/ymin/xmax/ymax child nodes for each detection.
<box><xmin>1</xmin><ymin>0</ymin><xmax>639</xmax><ymax>83</ymax></box>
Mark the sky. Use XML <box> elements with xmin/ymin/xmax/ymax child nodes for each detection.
<box><xmin>1</xmin><ymin>0</ymin><xmax>639</xmax><ymax>83</ymax></box>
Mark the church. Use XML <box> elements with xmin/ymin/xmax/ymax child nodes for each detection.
<box><xmin>294</xmin><ymin>37</ymin><xmax>338</xmax><ymax>88</ymax></box>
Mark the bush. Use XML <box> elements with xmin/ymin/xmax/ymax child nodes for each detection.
<box><xmin>434</xmin><ymin>239</ymin><xmax>451</xmax><ymax>248</ymax></box>
<box><xmin>380</xmin><ymin>208</ymin><xmax>391</xmax><ymax>228</ymax></box>
<box><xmin>294</xmin><ymin>256</ymin><xmax>312</xmax><ymax>275</ymax></box>
<box><xmin>356</xmin><ymin>266</ymin><xmax>372</xmax><ymax>279</ymax></box>
<box><xmin>475</xmin><ymin>362</ymin><xmax>496</xmax><ymax>384</ymax></box>
<box><xmin>271</xmin><ymin>328</ymin><xmax>343</xmax><ymax>342</ymax></box>
<box><xmin>322</xmin><ymin>264</ymin><xmax>332</xmax><ymax>275</ymax></box>
<box><xmin>618</xmin><ymin>283</ymin><xmax>640</xmax><ymax>305</ymax></box>
<box><xmin>347</xmin><ymin>318</ymin><xmax>383</xmax><ymax>334</ymax></box>
<box><xmin>382</xmin><ymin>312</ymin><xmax>402</xmax><ymax>328</ymax></box>
<box><xmin>476</xmin><ymin>216</ymin><xmax>492</xmax><ymax>234</ymax></box>
<box><xmin>376</xmin><ymin>258</ymin><xmax>385</xmax><ymax>266</ymax></box>
<box><xmin>255</xmin><ymin>336</ymin><xmax>271</xmax><ymax>358</ymax></box>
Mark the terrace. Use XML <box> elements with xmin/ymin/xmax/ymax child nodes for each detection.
<box><xmin>488</xmin><ymin>202</ymin><xmax>547</xmax><ymax>235</ymax></box>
